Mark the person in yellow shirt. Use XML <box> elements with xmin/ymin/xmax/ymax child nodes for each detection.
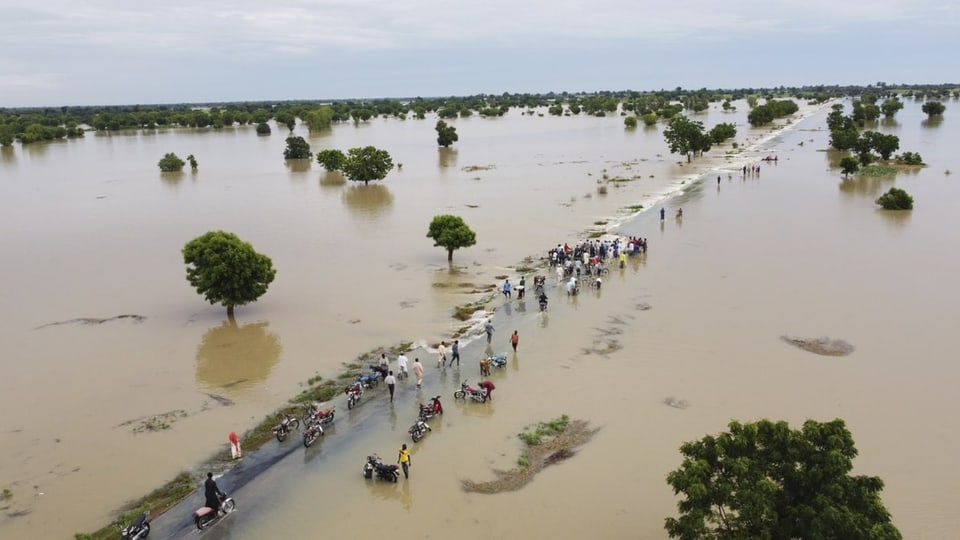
<box><xmin>619</xmin><ymin>251</ymin><xmax>627</xmax><ymax>269</ymax></box>
<box><xmin>397</xmin><ymin>443</ymin><xmax>412</xmax><ymax>478</ymax></box>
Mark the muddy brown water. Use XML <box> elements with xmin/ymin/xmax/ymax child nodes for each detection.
<box><xmin>1</xmin><ymin>99</ymin><xmax>959</xmax><ymax>538</ymax></box>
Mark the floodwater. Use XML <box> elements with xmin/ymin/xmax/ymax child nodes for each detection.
<box><xmin>1</xmin><ymin>98</ymin><xmax>959</xmax><ymax>539</ymax></box>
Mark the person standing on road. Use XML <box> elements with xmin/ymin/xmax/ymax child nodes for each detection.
<box><xmin>517</xmin><ymin>276</ymin><xmax>526</xmax><ymax>299</ymax></box>
<box><xmin>510</xmin><ymin>330</ymin><xmax>519</xmax><ymax>353</ymax></box>
<box><xmin>398</xmin><ymin>443</ymin><xmax>412</xmax><ymax>479</ymax></box>
<box><xmin>502</xmin><ymin>279</ymin><xmax>511</xmax><ymax>299</ymax></box>
<box><xmin>660</xmin><ymin>207</ymin><xmax>665</xmax><ymax>221</ymax></box>
<box><xmin>413</xmin><ymin>358</ymin><xmax>424</xmax><ymax>388</ymax></box>
<box><xmin>485</xmin><ymin>319</ymin><xmax>494</xmax><ymax>343</ymax></box>
<box><xmin>385</xmin><ymin>370</ymin><xmax>397</xmax><ymax>402</ymax></box>
<box><xmin>449</xmin><ymin>340</ymin><xmax>460</xmax><ymax>367</ymax></box>
<box><xmin>437</xmin><ymin>341</ymin><xmax>447</xmax><ymax>368</ymax></box>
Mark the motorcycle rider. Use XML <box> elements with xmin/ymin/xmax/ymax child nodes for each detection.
<box><xmin>204</xmin><ymin>472</ymin><xmax>224</xmax><ymax>513</ymax></box>
<box><xmin>538</xmin><ymin>291</ymin><xmax>548</xmax><ymax>310</ymax></box>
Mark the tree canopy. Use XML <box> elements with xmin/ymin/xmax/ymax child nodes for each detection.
<box><xmin>665</xmin><ymin>418</ymin><xmax>901</xmax><ymax>540</ymax></box>
<box><xmin>341</xmin><ymin>146</ymin><xmax>394</xmax><ymax>185</ymax></box>
<box><xmin>316</xmin><ymin>149</ymin><xmax>347</xmax><ymax>171</ymax></box>
<box><xmin>435</xmin><ymin>120</ymin><xmax>459</xmax><ymax>147</ymax></box>
<box><xmin>876</xmin><ymin>187</ymin><xmax>913</xmax><ymax>210</ymax></box>
<box><xmin>182</xmin><ymin>231</ymin><xmax>277</xmax><ymax>316</ymax></box>
<box><xmin>426</xmin><ymin>214</ymin><xmax>476</xmax><ymax>262</ymax></box>
<box><xmin>158</xmin><ymin>152</ymin><xmax>185</xmax><ymax>172</ymax></box>
<box><xmin>283</xmin><ymin>135</ymin><xmax>312</xmax><ymax>159</ymax></box>
<box><xmin>921</xmin><ymin>101</ymin><xmax>946</xmax><ymax>118</ymax></box>
<box><xmin>663</xmin><ymin>115</ymin><xmax>711</xmax><ymax>162</ymax></box>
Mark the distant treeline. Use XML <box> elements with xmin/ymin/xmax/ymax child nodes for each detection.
<box><xmin>1</xmin><ymin>83</ymin><xmax>956</xmax><ymax>146</ymax></box>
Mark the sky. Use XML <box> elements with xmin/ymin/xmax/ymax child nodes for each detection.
<box><xmin>1</xmin><ymin>0</ymin><xmax>957</xmax><ymax>107</ymax></box>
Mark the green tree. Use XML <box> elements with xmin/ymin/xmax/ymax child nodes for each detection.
<box><xmin>863</xmin><ymin>131</ymin><xmax>900</xmax><ymax>160</ymax></box>
<box><xmin>182</xmin><ymin>231</ymin><xmax>277</xmax><ymax>317</ymax></box>
<box><xmin>304</xmin><ymin>106</ymin><xmax>334</xmax><ymax>132</ymax></box>
<box><xmin>427</xmin><ymin>214</ymin><xmax>477</xmax><ymax>262</ymax></box>
<box><xmin>665</xmin><ymin>418</ymin><xmax>902</xmax><ymax>540</ymax></box>
<box><xmin>623</xmin><ymin>116</ymin><xmax>638</xmax><ymax>128</ymax></box>
<box><xmin>881</xmin><ymin>99</ymin><xmax>904</xmax><ymax>118</ymax></box>
<box><xmin>158</xmin><ymin>152</ymin><xmax>185</xmax><ymax>172</ymax></box>
<box><xmin>186</xmin><ymin>154</ymin><xmax>198</xmax><ymax>171</ymax></box>
<box><xmin>921</xmin><ymin>101</ymin><xmax>945</xmax><ymax>118</ymax></box>
<box><xmin>255</xmin><ymin>122</ymin><xmax>271</xmax><ymax>135</ymax></box>
<box><xmin>641</xmin><ymin>112</ymin><xmax>658</xmax><ymax>126</ymax></box>
<box><xmin>341</xmin><ymin>146</ymin><xmax>394</xmax><ymax>185</ymax></box>
<box><xmin>316</xmin><ymin>149</ymin><xmax>347</xmax><ymax>171</ymax></box>
<box><xmin>894</xmin><ymin>152</ymin><xmax>923</xmax><ymax>166</ymax></box>
<box><xmin>876</xmin><ymin>187</ymin><xmax>914</xmax><ymax>210</ymax></box>
<box><xmin>708</xmin><ymin>122</ymin><xmax>736</xmax><ymax>144</ymax></box>
<box><xmin>663</xmin><ymin>115</ymin><xmax>709</xmax><ymax>162</ymax></box>
<box><xmin>435</xmin><ymin>120</ymin><xmax>459</xmax><ymax>147</ymax></box>
<box><xmin>283</xmin><ymin>136</ymin><xmax>312</xmax><ymax>160</ymax></box>
<box><xmin>840</xmin><ymin>156</ymin><xmax>860</xmax><ymax>176</ymax></box>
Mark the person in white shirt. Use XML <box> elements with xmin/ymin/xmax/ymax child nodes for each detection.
<box><xmin>397</xmin><ymin>353</ymin><xmax>408</xmax><ymax>380</ymax></box>
<box><xmin>384</xmin><ymin>371</ymin><xmax>397</xmax><ymax>402</ymax></box>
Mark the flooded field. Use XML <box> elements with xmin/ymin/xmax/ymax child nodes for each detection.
<box><xmin>1</xmin><ymin>98</ymin><xmax>958</xmax><ymax>539</ymax></box>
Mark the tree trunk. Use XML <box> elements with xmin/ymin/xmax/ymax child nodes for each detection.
<box><xmin>227</xmin><ymin>305</ymin><xmax>235</xmax><ymax>318</ymax></box>
<box><xmin>447</xmin><ymin>248</ymin><xmax>454</xmax><ymax>262</ymax></box>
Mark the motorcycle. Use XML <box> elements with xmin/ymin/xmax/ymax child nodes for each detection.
<box><xmin>194</xmin><ymin>493</ymin><xmax>235</xmax><ymax>530</ymax></box>
<box><xmin>120</xmin><ymin>511</ymin><xmax>150</xmax><ymax>539</ymax></box>
<box><xmin>271</xmin><ymin>413</ymin><xmax>300</xmax><ymax>442</ymax></box>
<box><xmin>408</xmin><ymin>418</ymin><xmax>432</xmax><ymax>442</ymax></box>
<box><xmin>486</xmin><ymin>354</ymin><xmax>507</xmax><ymax>369</ymax></box>
<box><xmin>357</xmin><ymin>370</ymin><xmax>381</xmax><ymax>389</ymax></box>
<box><xmin>538</xmin><ymin>294</ymin><xmax>549</xmax><ymax>312</ymax></box>
<box><xmin>418</xmin><ymin>395</ymin><xmax>444</xmax><ymax>421</ymax></box>
<box><xmin>369</xmin><ymin>363</ymin><xmax>389</xmax><ymax>380</ymax></box>
<box><xmin>362</xmin><ymin>454</ymin><xmax>399</xmax><ymax>482</ymax></box>
<box><xmin>454</xmin><ymin>380</ymin><xmax>487</xmax><ymax>403</ymax></box>
<box><xmin>301</xmin><ymin>403</ymin><xmax>336</xmax><ymax>428</ymax></box>
<box><xmin>344</xmin><ymin>382</ymin><xmax>363</xmax><ymax>410</ymax></box>
<box><xmin>302</xmin><ymin>418</ymin><xmax>325</xmax><ymax>447</ymax></box>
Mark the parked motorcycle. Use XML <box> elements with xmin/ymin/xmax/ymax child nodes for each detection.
<box><xmin>120</xmin><ymin>511</ymin><xmax>150</xmax><ymax>539</ymax></box>
<box><xmin>418</xmin><ymin>395</ymin><xmax>444</xmax><ymax>421</ymax></box>
<box><xmin>362</xmin><ymin>454</ymin><xmax>399</xmax><ymax>482</ymax></box>
<box><xmin>272</xmin><ymin>413</ymin><xmax>300</xmax><ymax>442</ymax></box>
<box><xmin>301</xmin><ymin>403</ymin><xmax>336</xmax><ymax>428</ymax></box>
<box><xmin>408</xmin><ymin>418</ymin><xmax>432</xmax><ymax>442</ymax></box>
<box><xmin>302</xmin><ymin>419</ymin><xmax>324</xmax><ymax>447</ymax></box>
<box><xmin>194</xmin><ymin>493</ymin><xmax>235</xmax><ymax>530</ymax></box>
<box><xmin>454</xmin><ymin>380</ymin><xmax>487</xmax><ymax>403</ymax></box>
<box><xmin>344</xmin><ymin>382</ymin><xmax>363</xmax><ymax>410</ymax></box>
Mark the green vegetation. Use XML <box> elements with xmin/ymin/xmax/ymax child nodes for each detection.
<box><xmin>75</xmin><ymin>471</ymin><xmax>195</xmax><ymax>540</ymax></box>
<box><xmin>316</xmin><ymin>149</ymin><xmax>347</xmax><ymax>171</ymax></box>
<box><xmin>255</xmin><ymin>122</ymin><xmax>271</xmax><ymax>135</ymax></box>
<box><xmin>435</xmin><ymin>120</ymin><xmax>459</xmax><ymax>147</ymax></box>
<box><xmin>518</xmin><ymin>414</ymin><xmax>570</xmax><ymax>446</ymax></box>
<box><xmin>708</xmin><ymin>122</ymin><xmax>736</xmax><ymax>144</ymax></box>
<box><xmin>1</xmin><ymin>488</ymin><xmax>11</xmax><ymax>500</ymax></box>
<box><xmin>840</xmin><ymin>156</ymin><xmax>860</xmax><ymax>176</ymax></box>
<box><xmin>858</xmin><ymin>163</ymin><xmax>897</xmax><ymax>177</ymax></box>
<box><xmin>157</xmin><ymin>152</ymin><xmax>185</xmax><ymax>172</ymax></box>
<box><xmin>895</xmin><ymin>152</ymin><xmax>924</xmax><ymax>166</ymax></box>
<box><xmin>876</xmin><ymin>187</ymin><xmax>914</xmax><ymax>210</ymax></box>
<box><xmin>747</xmin><ymin>99</ymin><xmax>799</xmax><ymax>127</ymax></box>
<box><xmin>665</xmin><ymin>419</ymin><xmax>901</xmax><ymax>540</ymax></box>
<box><xmin>283</xmin><ymin>135</ymin><xmax>312</xmax><ymax>160</ymax></box>
<box><xmin>304</xmin><ymin>105</ymin><xmax>334</xmax><ymax>132</ymax></box>
<box><xmin>623</xmin><ymin>116</ymin><xmax>638</xmax><ymax>128</ymax></box>
<box><xmin>427</xmin><ymin>214</ymin><xmax>477</xmax><ymax>262</ymax></box>
<box><xmin>921</xmin><ymin>101</ymin><xmax>946</xmax><ymax>118</ymax></box>
<box><xmin>663</xmin><ymin>115</ymin><xmax>711</xmax><ymax>162</ymax></box>
<box><xmin>186</xmin><ymin>154</ymin><xmax>198</xmax><ymax>171</ymax></box>
<box><xmin>182</xmin><ymin>231</ymin><xmax>276</xmax><ymax>317</ymax></box>
<box><xmin>341</xmin><ymin>146</ymin><xmax>394</xmax><ymax>185</ymax></box>
<box><xmin>641</xmin><ymin>112</ymin><xmax>658</xmax><ymax>126</ymax></box>
<box><xmin>881</xmin><ymin>98</ymin><xmax>904</xmax><ymax>118</ymax></box>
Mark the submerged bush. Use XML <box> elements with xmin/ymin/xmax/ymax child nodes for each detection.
<box><xmin>158</xmin><ymin>152</ymin><xmax>185</xmax><ymax>172</ymax></box>
<box><xmin>895</xmin><ymin>152</ymin><xmax>924</xmax><ymax>166</ymax></box>
<box><xmin>876</xmin><ymin>187</ymin><xmax>914</xmax><ymax>210</ymax></box>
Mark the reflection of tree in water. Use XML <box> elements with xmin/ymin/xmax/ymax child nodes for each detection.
<box><xmin>838</xmin><ymin>176</ymin><xmax>894</xmax><ymax>197</ymax></box>
<box><xmin>878</xmin><ymin>209</ymin><xmax>911</xmax><ymax>230</ymax></box>
<box><xmin>195</xmin><ymin>319</ymin><xmax>282</xmax><ymax>392</ymax></box>
<box><xmin>161</xmin><ymin>171</ymin><xmax>185</xmax><ymax>189</ymax></box>
<box><xmin>319</xmin><ymin>170</ymin><xmax>346</xmax><ymax>191</ymax></box>
<box><xmin>921</xmin><ymin>118</ymin><xmax>943</xmax><ymax>129</ymax></box>
<box><xmin>438</xmin><ymin>147</ymin><xmax>458</xmax><ymax>170</ymax></box>
<box><xmin>0</xmin><ymin>146</ymin><xmax>15</xmax><ymax>163</ymax></box>
<box><xmin>285</xmin><ymin>159</ymin><xmax>312</xmax><ymax>173</ymax></box>
<box><xmin>342</xmin><ymin>184</ymin><xmax>394</xmax><ymax>217</ymax></box>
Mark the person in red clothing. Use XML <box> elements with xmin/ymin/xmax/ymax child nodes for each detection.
<box><xmin>479</xmin><ymin>380</ymin><xmax>496</xmax><ymax>401</ymax></box>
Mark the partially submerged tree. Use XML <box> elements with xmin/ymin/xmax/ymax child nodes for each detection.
<box><xmin>623</xmin><ymin>116</ymin><xmax>638</xmax><ymax>128</ymax></box>
<box><xmin>840</xmin><ymin>156</ymin><xmax>860</xmax><ymax>177</ymax></box>
<box><xmin>316</xmin><ymin>149</ymin><xmax>347</xmax><ymax>171</ymax></box>
<box><xmin>427</xmin><ymin>214</ymin><xmax>476</xmax><ymax>262</ymax></box>
<box><xmin>435</xmin><ymin>120</ymin><xmax>459</xmax><ymax>147</ymax></box>
<box><xmin>708</xmin><ymin>122</ymin><xmax>736</xmax><ymax>144</ymax></box>
<box><xmin>663</xmin><ymin>115</ymin><xmax>710</xmax><ymax>162</ymax></box>
<box><xmin>283</xmin><ymin>136</ymin><xmax>312</xmax><ymax>160</ymax></box>
<box><xmin>255</xmin><ymin>122</ymin><xmax>271</xmax><ymax>135</ymax></box>
<box><xmin>921</xmin><ymin>101</ymin><xmax>946</xmax><ymax>118</ymax></box>
<box><xmin>876</xmin><ymin>187</ymin><xmax>914</xmax><ymax>210</ymax></box>
<box><xmin>182</xmin><ymin>231</ymin><xmax>276</xmax><ymax>317</ymax></box>
<box><xmin>186</xmin><ymin>154</ymin><xmax>198</xmax><ymax>171</ymax></box>
<box><xmin>158</xmin><ymin>152</ymin><xmax>185</xmax><ymax>172</ymax></box>
<box><xmin>665</xmin><ymin>418</ymin><xmax>902</xmax><ymax>540</ymax></box>
<box><xmin>342</xmin><ymin>146</ymin><xmax>394</xmax><ymax>185</ymax></box>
